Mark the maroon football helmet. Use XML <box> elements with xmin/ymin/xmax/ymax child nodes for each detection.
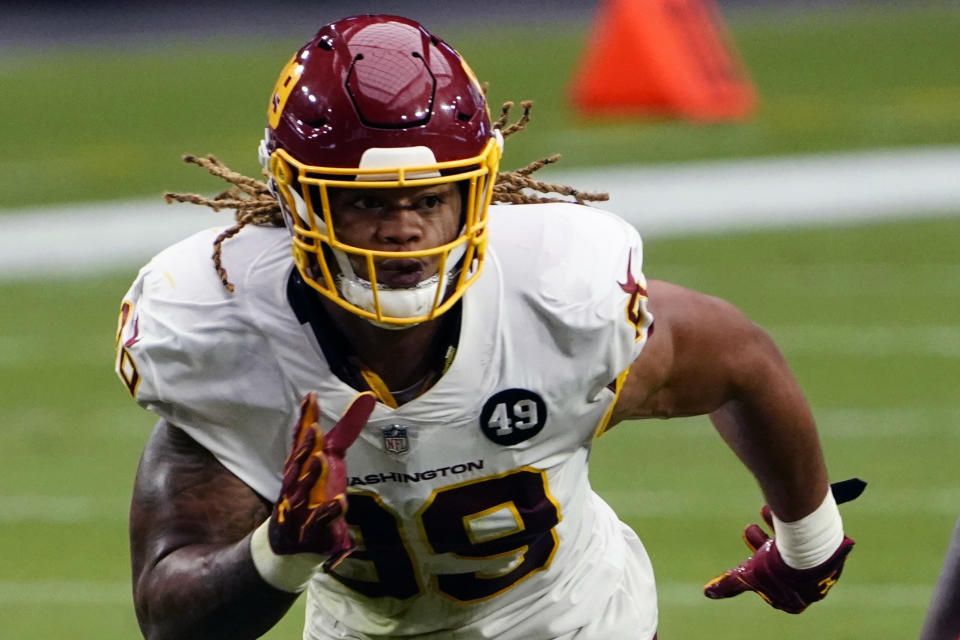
<box><xmin>259</xmin><ymin>15</ymin><xmax>502</xmax><ymax>327</ymax></box>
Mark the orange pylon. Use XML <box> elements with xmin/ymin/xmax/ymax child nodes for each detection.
<box><xmin>569</xmin><ymin>0</ymin><xmax>757</xmax><ymax>120</ymax></box>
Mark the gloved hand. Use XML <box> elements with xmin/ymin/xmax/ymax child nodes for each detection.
<box><xmin>703</xmin><ymin>504</ymin><xmax>855</xmax><ymax>613</ymax></box>
<box><xmin>268</xmin><ymin>391</ymin><xmax>375</xmax><ymax>570</ymax></box>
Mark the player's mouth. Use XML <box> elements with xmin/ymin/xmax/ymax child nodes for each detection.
<box><xmin>375</xmin><ymin>258</ymin><xmax>431</xmax><ymax>288</ymax></box>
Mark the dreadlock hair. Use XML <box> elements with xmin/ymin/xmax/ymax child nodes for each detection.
<box><xmin>163</xmin><ymin>155</ymin><xmax>285</xmax><ymax>291</ymax></box>
<box><xmin>163</xmin><ymin>100</ymin><xmax>609</xmax><ymax>292</ymax></box>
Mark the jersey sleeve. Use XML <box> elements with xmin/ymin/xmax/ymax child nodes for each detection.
<box><xmin>114</xmin><ymin>228</ymin><xmax>293</xmax><ymax>499</ymax></box>
<box><xmin>490</xmin><ymin>203</ymin><xmax>653</xmax><ymax>402</ymax></box>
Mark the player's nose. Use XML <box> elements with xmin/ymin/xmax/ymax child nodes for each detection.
<box><xmin>376</xmin><ymin>208</ymin><xmax>424</xmax><ymax>248</ymax></box>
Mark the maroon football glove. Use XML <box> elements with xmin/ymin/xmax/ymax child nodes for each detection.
<box><xmin>703</xmin><ymin>505</ymin><xmax>855</xmax><ymax>613</ymax></box>
<box><xmin>268</xmin><ymin>391</ymin><xmax>375</xmax><ymax>569</ymax></box>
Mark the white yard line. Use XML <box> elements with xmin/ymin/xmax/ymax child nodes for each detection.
<box><xmin>0</xmin><ymin>579</ymin><xmax>933</xmax><ymax>607</ymax></box>
<box><xmin>9</xmin><ymin>471</ymin><xmax>959</xmax><ymax>524</ymax></box>
<box><xmin>767</xmin><ymin>324</ymin><xmax>960</xmax><ymax>358</ymax></box>
<box><xmin>656</xmin><ymin>581</ymin><xmax>934</xmax><ymax>608</ymax></box>
<box><xmin>600</xmin><ymin>486</ymin><xmax>960</xmax><ymax>518</ymax></box>
<box><xmin>550</xmin><ymin>145</ymin><xmax>960</xmax><ymax>235</ymax></box>
<box><xmin>0</xmin><ymin>495</ymin><xmax>127</xmax><ymax>524</ymax></box>
<box><xmin>0</xmin><ymin>580</ymin><xmax>132</xmax><ymax>605</ymax></box>
<box><xmin>605</xmin><ymin>406</ymin><xmax>960</xmax><ymax>439</ymax></box>
<box><xmin>815</xmin><ymin>407</ymin><xmax>960</xmax><ymax>438</ymax></box>
<box><xmin>1</xmin><ymin>146</ymin><xmax>959</xmax><ymax>280</ymax></box>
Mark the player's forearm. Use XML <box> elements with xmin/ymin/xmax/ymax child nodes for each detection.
<box><xmin>135</xmin><ymin>535</ymin><xmax>297</xmax><ymax>640</ymax></box>
<box><xmin>708</xmin><ymin>327</ymin><xmax>829</xmax><ymax>521</ymax></box>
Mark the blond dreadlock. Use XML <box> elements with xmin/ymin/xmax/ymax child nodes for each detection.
<box><xmin>163</xmin><ymin>154</ymin><xmax>284</xmax><ymax>292</ymax></box>
<box><xmin>163</xmin><ymin>101</ymin><xmax>608</xmax><ymax>291</ymax></box>
<box><xmin>491</xmin><ymin>101</ymin><xmax>609</xmax><ymax>205</ymax></box>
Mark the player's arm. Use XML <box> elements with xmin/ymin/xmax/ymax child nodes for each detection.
<box><xmin>611</xmin><ymin>279</ymin><xmax>827</xmax><ymax>519</ymax></box>
<box><xmin>918</xmin><ymin>515</ymin><xmax>960</xmax><ymax>640</ymax></box>
<box><xmin>610</xmin><ymin>279</ymin><xmax>853</xmax><ymax>612</ymax></box>
<box><xmin>130</xmin><ymin>419</ymin><xmax>296</xmax><ymax>640</ymax></box>
<box><xmin>130</xmin><ymin>392</ymin><xmax>374</xmax><ymax>640</ymax></box>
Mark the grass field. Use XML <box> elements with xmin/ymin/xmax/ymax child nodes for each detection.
<box><xmin>1</xmin><ymin>3</ymin><xmax>959</xmax><ymax>639</ymax></box>
<box><xmin>2</xmin><ymin>216</ymin><xmax>957</xmax><ymax>638</ymax></box>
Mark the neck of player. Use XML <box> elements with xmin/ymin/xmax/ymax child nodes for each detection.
<box><xmin>321</xmin><ymin>298</ymin><xmax>453</xmax><ymax>397</ymax></box>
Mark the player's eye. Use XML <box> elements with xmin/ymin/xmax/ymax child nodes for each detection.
<box><xmin>351</xmin><ymin>196</ymin><xmax>384</xmax><ymax>211</ymax></box>
<box><xmin>417</xmin><ymin>194</ymin><xmax>444</xmax><ymax>210</ymax></box>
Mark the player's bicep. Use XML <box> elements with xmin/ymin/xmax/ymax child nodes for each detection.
<box><xmin>130</xmin><ymin>420</ymin><xmax>270</xmax><ymax>582</ymax></box>
<box><xmin>610</xmin><ymin>280</ymin><xmax>768</xmax><ymax>424</ymax></box>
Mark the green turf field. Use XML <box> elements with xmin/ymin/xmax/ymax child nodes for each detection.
<box><xmin>2</xmin><ymin>217</ymin><xmax>957</xmax><ymax>638</ymax></box>
<box><xmin>2</xmin><ymin>3</ymin><xmax>959</xmax><ymax>639</ymax></box>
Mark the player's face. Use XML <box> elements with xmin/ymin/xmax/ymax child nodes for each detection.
<box><xmin>328</xmin><ymin>183</ymin><xmax>463</xmax><ymax>288</ymax></box>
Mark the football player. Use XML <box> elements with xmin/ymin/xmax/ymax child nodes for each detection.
<box><xmin>116</xmin><ymin>15</ymin><xmax>855</xmax><ymax>640</ymax></box>
<box><xmin>919</xmin><ymin>516</ymin><xmax>960</xmax><ymax>640</ymax></box>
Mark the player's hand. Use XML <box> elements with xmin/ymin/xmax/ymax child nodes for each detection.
<box><xmin>703</xmin><ymin>504</ymin><xmax>855</xmax><ymax>613</ymax></box>
<box><xmin>268</xmin><ymin>391</ymin><xmax>375</xmax><ymax>568</ymax></box>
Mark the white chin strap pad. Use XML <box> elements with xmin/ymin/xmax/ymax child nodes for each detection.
<box><xmin>339</xmin><ymin>274</ymin><xmax>441</xmax><ymax>328</ymax></box>
<box><xmin>339</xmin><ymin>241</ymin><xmax>469</xmax><ymax>327</ymax></box>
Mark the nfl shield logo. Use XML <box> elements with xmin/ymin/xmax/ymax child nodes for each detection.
<box><xmin>382</xmin><ymin>425</ymin><xmax>409</xmax><ymax>454</ymax></box>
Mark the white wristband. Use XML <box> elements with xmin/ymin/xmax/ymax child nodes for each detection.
<box><xmin>249</xmin><ymin>520</ymin><xmax>326</xmax><ymax>593</ymax></box>
<box><xmin>772</xmin><ymin>488</ymin><xmax>845</xmax><ymax>569</ymax></box>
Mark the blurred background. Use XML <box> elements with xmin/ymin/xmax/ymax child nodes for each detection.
<box><xmin>1</xmin><ymin>1</ymin><xmax>958</xmax><ymax>637</ymax></box>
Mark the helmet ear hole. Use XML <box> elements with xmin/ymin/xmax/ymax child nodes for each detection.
<box><xmin>271</xmin><ymin>154</ymin><xmax>294</xmax><ymax>187</ymax></box>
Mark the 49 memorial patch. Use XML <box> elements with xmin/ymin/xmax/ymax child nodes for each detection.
<box><xmin>480</xmin><ymin>388</ymin><xmax>547</xmax><ymax>446</ymax></box>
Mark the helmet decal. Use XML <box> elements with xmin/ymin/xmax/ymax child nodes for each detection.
<box><xmin>268</xmin><ymin>53</ymin><xmax>306</xmax><ymax>130</ymax></box>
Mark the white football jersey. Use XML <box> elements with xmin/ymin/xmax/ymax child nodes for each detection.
<box><xmin>116</xmin><ymin>202</ymin><xmax>656</xmax><ymax>639</ymax></box>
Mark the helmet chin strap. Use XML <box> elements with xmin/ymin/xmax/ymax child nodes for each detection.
<box><xmin>285</xmin><ymin>184</ymin><xmax>469</xmax><ymax>330</ymax></box>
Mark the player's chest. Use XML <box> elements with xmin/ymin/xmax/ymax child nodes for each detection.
<box><xmin>342</xmin><ymin>388</ymin><xmax>583</xmax><ymax>488</ymax></box>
